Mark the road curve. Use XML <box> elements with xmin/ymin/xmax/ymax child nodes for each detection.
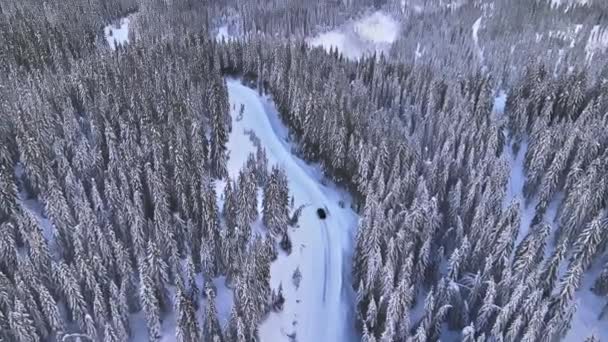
<box><xmin>225</xmin><ymin>79</ymin><xmax>358</xmax><ymax>342</ymax></box>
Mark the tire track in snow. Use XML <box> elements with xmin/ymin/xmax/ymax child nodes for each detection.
<box><xmin>322</xmin><ymin>219</ymin><xmax>330</xmax><ymax>302</ymax></box>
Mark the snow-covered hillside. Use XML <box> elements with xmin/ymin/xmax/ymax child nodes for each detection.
<box><xmin>307</xmin><ymin>11</ymin><xmax>399</xmax><ymax>60</ymax></box>
<box><xmin>223</xmin><ymin>80</ymin><xmax>359</xmax><ymax>342</ymax></box>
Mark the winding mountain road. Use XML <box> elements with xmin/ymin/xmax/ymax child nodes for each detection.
<box><xmin>223</xmin><ymin>79</ymin><xmax>358</xmax><ymax>342</ymax></box>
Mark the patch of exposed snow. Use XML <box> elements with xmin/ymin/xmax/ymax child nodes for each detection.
<box><xmin>414</xmin><ymin>42</ymin><xmax>424</xmax><ymax>63</ymax></box>
<box><xmin>308</xmin><ymin>31</ymin><xmax>354</xmax><ymax>57</ymax></box>
<box><xmin>501</xmin><ymin>140</ymin><xmax>561</xmax><ymax>248</ymax></box>
<box><xmin>566</xmin><ymin>258</ymin><xmax>608</xmax><ymax>341</ymax></box>
<box><xmin>307</xmin><ymin>11</ymin><xmax>399</xmax><ymax>60</ymax></box>
<box><xmin>503</xmin><ymin>141</ymin><xmax>527</xmax><ymax>210</ymax></box>
<box><xmin>225</xmin><ymin>80</ymin><xmax>358</xmax><ymax>342</ymax></box>
<box><xmin>472</xmin><ymin>16</ymin><xmax>484</xmax><ymax>65</ymax></box>
<box><xmin>353</xmin><ymin>12</ymin><xmax>399</xmax><ymax>44</ymax></box>
<box><xmin>104</xmin><ymin>17</ymin><xmax>130</xmax><ymax>50</ymax></box>
<box><xmin>216</xmin><ymin>25</ymin><xmax>234</xmax><ymax>42</ymax></box>
<box><xmin>412</xmin><ymin>5</ymin><xmax>424</xmax><ymax>13</ymax></box>
<box><xmin>440</xmin><ymin>324</ymin><xmax>461</xmax><ymax>341</ymax></box>
<box><xmin>410</xmin><ymin>289</ymin><xmax>428</xmax><ymax>326</ymax></box>
<box><xmin>493</xmin><ymin>91</ymin><xmax>507</xmax><ymax>115</ymax></box>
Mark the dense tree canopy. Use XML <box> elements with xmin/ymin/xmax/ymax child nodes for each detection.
<box><xmin>0</xmin><ymin>0</ymin><xmax>607</xmax><ymax>341</ymax></box>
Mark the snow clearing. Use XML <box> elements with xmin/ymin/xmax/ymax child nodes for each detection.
<box><xmin>104</xmin><ymin>17</ymin><xmax>130</xmax><ymax>50</ymax></box>
<box><xmin>307</xmin><ymin>11</ymin><xmax>399</xmax><ymax>60</ymax></box>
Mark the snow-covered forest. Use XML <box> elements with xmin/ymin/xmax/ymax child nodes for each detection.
<box><xmin>0</xmin><ymin>0</ymin><xmax>607</xmax><ymax>341</ymax></box>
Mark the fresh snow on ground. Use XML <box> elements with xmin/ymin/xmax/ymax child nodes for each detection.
<box><xmin>503</xmin><ymin>140</ymin><xmax>531</xmax><ymax>244</ymax></box>
<box><xmin>104</xmin><ymin>17</ymin><xmax>130</xmax><ymax>50</ymax></box>
<box><xmin>307</xmin><ymin>11</ymin><xmax>399</xmax><ymax>60</ymax></box>
<box><xmin>492</xmin><ymin>90</ymin><xmax>507</xmax><ymax>115</ymax></box>
<box><xmin>566</xmin><ymin>258</ymin><xmax>608</xmax><ymax>341</ymax></box>
<box><xmin>224</xmin><ymin>80</ymin><xmax>358</xmax><ymax>342</ymax></box>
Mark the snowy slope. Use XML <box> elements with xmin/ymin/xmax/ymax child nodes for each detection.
<box><xmin>224</xmin><ymin>80</ymin><xmax>359</xmax><ymax>342</ymax></box>
<box><xmin>307</xmin><ymin>11</ymin><xmax>399</xmax><ymax>60</ymax></box>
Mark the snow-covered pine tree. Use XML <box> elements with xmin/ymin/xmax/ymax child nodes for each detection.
<box><xmin>83</xmin><ymin>314</ymin><xmax>98</xmax><ymax>342</ymax></box>
<box><xmin>520</xmin><ymin>300</ymin><xmax>549</xmax><ymax>342</ymax></box>
<box><xmin>174</xmin><ymin>282</ymin><xmax>201</xmax><ymax>342</ymax></box>
<box><xmin>263</xmin><ymin>166</ymin><xmax>290</xmax><ymax>237</ymax></box>
<box><xmin>236</xmin><ymin>165</ymin><xmax>258</xmax><ymax>234</ymax></box>
<box><xmin>461</xmin><ymin>323</ymin><xmax>476</xmax><ymax>342</ymax></box>
<box><xmin>255</xmin><ymin>146</ymin><xmax>269</xmax><ymax>186</ymax></box>
<box><xmin>200</xmin><ymin>175</ymin><xmax>223</xmax><ymax>276</ymax></box>
<box><xmin>36</xmin><ymin>282</ymin><xmax>64</xmax><ymax>339</ymax></box>
<box><xmin>550</xmin><ymin>261</ymin><xmax>583</xmax><ymax>321</ymax></box>
<box><xmin>209</xmin><ymin>81</ymin><xmax>229</xmax><ymax>179</ymax></box>
<box><xmin>8</xmin><ymin>299</ymin><xmax>39</xmax><ymax>342</ymax></box>
<box><xmin>104</xmin><ymin>322</ymin><xmax>119</xmax><ymax>342</ymax></box>
<box><xmin>109</xmin><ymin>282</ymin><xmax>129</xmax><ymax>342</ymax></box>
<box><xmin>54</xmin><ymin>262</ymin><xmax>87</xmax><ymax>329</ymax></box>
<box><xmin>475</xmin><ymin>280</ymin><xmax>497</xmax><ymax>332</ymax></box>
<box><xmin>540</xmin><ymin>238</ymin><xmax>569</xmax><ymax>295</ymax></box>
<box><xmin>140</xmin><ymin>273</ymin><xmax>161</xmax><ymax>342</ymax></box>
<box><xmin>570</xmin><ymin>211</ymin><xmax>607</xmax><ymax>271</ymax></box>
<box><xmin>203</xmin><ymin>287</ymin><xmax>223</xmax><ymax>342</ymax></box>
<box><xmin>184</xmin><ymin>255</ymin><xmax>200</xmax><ymax>310</ymax></box>
<box><xmin>144</xmin><ymin>241</ymin><xmax>170</xmax><ymax>311</ymax></box>
<box><xmin>512</xmin><ymin>223</ymin><xmax>550</xmax><ymax>279</ymax></box>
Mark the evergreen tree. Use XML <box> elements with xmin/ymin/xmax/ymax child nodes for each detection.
<box><xmin>203</xmin><ymin>287</ymin><xmax>223</xmax><ymax>342</ymax></box>
<box><xmin>8</xmin><ymin>299</ymin><xmax>39</xmax><ymax>342</ymax></box>
<box><xmin>175</xmin><ymin>283</ymin><xmax>201</xmax><ymax>342</ymax></box>
<box><xmin>210</xmin><ymin>81</ymin><xmax>229</xmax><ymax>179</ymax></box>
<box><xmin>263</xmin><ymin>166</ymin><xmax>290</xmax><ymax>237</ymax></box>
<box><xmin>140</xmin><ymin>274</ymin><xmax>161</xmax><ymax>342</ymax></box>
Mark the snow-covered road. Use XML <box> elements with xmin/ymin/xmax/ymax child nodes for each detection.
<box><xmin>223</xmin><ymin>80</ymin><xmax>358</xmax><ymax>342</ymax></box>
